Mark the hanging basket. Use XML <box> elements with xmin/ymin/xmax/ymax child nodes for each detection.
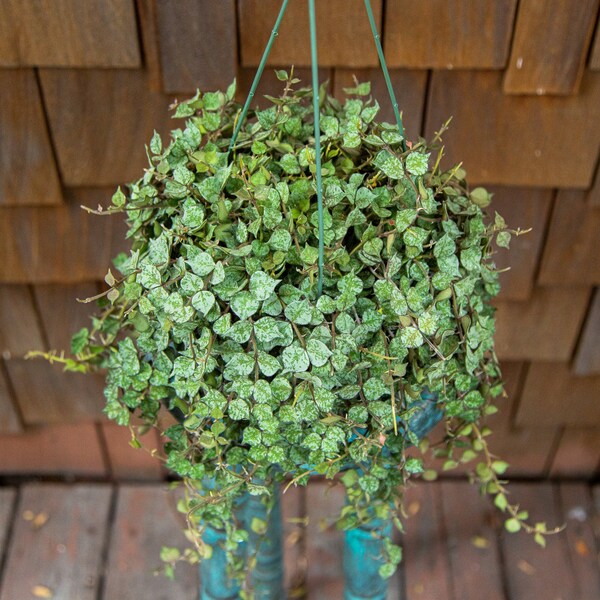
<box><xmin>28</xmin><ymin>0</ymin><xmax>555</xmax><ymax>597</ymax></box>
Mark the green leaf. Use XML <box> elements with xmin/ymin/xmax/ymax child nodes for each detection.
<box><xmin>182</xmin><ymin>199</ymin><xmax>205</xmax><ymax>229</ymax></box>
<box><xmin>405</xmin><ymin>152</ymin><xmax>430</xmax><ymax>176</ymax></box>
<box><xmin>280</xmin><ymin>153</ymin><xmax>301</xmax><ymax>174</ymax></box>
<box><xmin>249</xmin><ymin>271</ymin><xmax>280</xmax><ymax>302</ymax></box>
<box><xmin>228</xmin><ymin>398</ymin><xmax>250</xmax><ymax>420</ymax></box>
<box><xmin>338</xmin><ymin>273</ymin><xmax>363</xmax><ymax>296</ymax></box>
<box><xmin>395</xmin><ymin>209</ymin><xmax>417</xmax><ymax>233</ymax></box>
<box><xmin>224</xmin><ymin>320</ymin><xmax>253</xmax><ymax>344</ymax></box>
<box><xmin>494</xmin><ymin>493</ymin><xmax>508</xmax><ymax>512</ymax></box>
<box><xmin>300</xmin><ymin>245</ymin><xmax>319</xmax><ymax>265</ymax></box>
<box><xmin>138</xmin><ymin>262</ymin><xmax>161</xmax><ymax>288</ymax></box>
<box><xmin>112</xmin><ymin>187</ymin><xmax>126</xmax><ymax>207</ymax></box>
<box><xmin>460</xmin><ymin>246</ymin><xmax>482</xmax><ymax>271</ymax></box>
<box><xmin>359</xmin><ymin>474</ymin><xmax>380</xmax><ymax>494</ymax></box>
<box><xmin>389</xmin><ymin>287</ymin><xmax>408</xmax><ymax>315</ymax></box>
<box><xmin>224</xmin><ymin>353</ymin><xmax>255</xmax><ymax>379</ymax></box>
<box><xmin>378</xmin><ymin>563</ymin><xmax>396</xmax><ymax>580</ymax></box>
<box><xmin>373</xmin><ymin>150</ymin><xmax>404</xmax><ymax>179</ymax></box>
<box><xmin>186</xmin><ymin>247</ymin><xmax>215</xmax><ymax>276</ymax></box>
<box><xmin>282</xmin><ymin>345</ymin><xmax>310</xmax><ymax>373</ymax></box>
<box><xmin>400</xmin><ymin>327</ymin><xmax>423</xmax><ymax>348</ymax></box>
<box><xmin>253</xmin><ymin>380</ymin><xmax>272</xmax><ymax>404</ymax></box>
<box><xmin>254</xmin><ymin>317</ymin><xmax>281</xmax><ymax>344</ymax></box>
<box><xmin>343</xmin><ymin>81</ymin><xmax>370</xmax><ymax>96</ymax></box>
<box><xmin>363</xmin><ymin>377</ymin><xmax>388</xmax><ymax>401</ymax></box>
<box><xmin>321</xmin><ymin>115</ymin><xmax>339</xmax><ymax>137</ymax></box>
<box><xmin>470</xmin><ymin>187</ymin><xmax>492</xmax><ymax>208</ymax></box>
<box><xmin>496</xmin><ymin>231</ymin><xmax>511</xmax><ymax>248</ymax></box>
<box><xmin>505</xmin><ymin>518</ymin><xmax>521</xmax><ymax>533</ymax></box>
<box><xmin>191</xmin><ymin>291</ymin><xmax>215</xmax><ymax>316</ymax></box>
<box><xmin>71</xmin><ymin>327</ymin><xmax>89</xmax><ymax>354</ymax></box>
<box><xmin>306</xmin><ymin>339</ymin><xmax>332</xmax><ymax>367</ymax></box>
<box><xmin>231</xmin><ymin>291</ymin><xmax>260</xmax><ymax>321</ymax></box>
<box><xmin>284</xmin><ymin>299</ymin><xmax>313</xmax><ymax>325</ymax></box>
<box><xmin>268</xmin><ymin>229</ymin><xmax>292</xmax><ymax>252</ymax></box>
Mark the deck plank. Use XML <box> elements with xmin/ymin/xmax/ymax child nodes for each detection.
<box><xmin>402</xmin><ymin>482</ymin><xmax>453</xmax><ymax>600</ymax></box>
<box><xmin>281</xmin><ymin>485</ymin><xmax>306</xmax><ymax>596</ymax></box>
<box><xmin>558</xmin><ymin>483</ymin><xmax>600</xmax><ymax>599</ymax></box>
<box><xmin>0</xmin><ymin>484</ymin><xmax>111</xmax><ymax>600</ymax></box>
<box><xmin>102</xmin><ymin>485</ymin><xmax>198</xmax><ymax>600</ymax></box>
<box><xmin>440</xmin><ymin>481</ymin><xmax>504</xmax><ymax>600</ymax></box>
<box><xmin>0</xmin><ymin>488</ymin><xmax>17</xmax><ymax>561</ymax></box>
<box><xmin>305</xmin><ymin>481</ymin><xmax>345</xmax><ymax>599</ymax></box>
<box><xmin>501</xmin><ymin>483</ymin><xmax>577</xmax><ymax>600</ymax></box>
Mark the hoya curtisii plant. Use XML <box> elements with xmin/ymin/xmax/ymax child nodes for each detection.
<box><xmin>32</xmin><ymin>72</ymin><xmax>556</xmax><ymax>585</ymax></box>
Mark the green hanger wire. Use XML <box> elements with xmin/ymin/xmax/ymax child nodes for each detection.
<box><xmin>229</xmin><ymin>0</ymin><xmax>407</xmax><ymax>297</ymax></box>
<box><xmin>308</xmin><ymin>0</ymin><xmax>325</xmax><ymax>296</ymax></box>
<box><xmin>228</xmin><ymin>0</ymin><xmax>290</xmax><ymax>154</ymax></box>
<box><xmin>363</xmin><ymin>0</ymin><xmax>407</xmax><ymax>153</ymax></box>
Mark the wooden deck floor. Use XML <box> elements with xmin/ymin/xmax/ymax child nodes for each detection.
<box><xmin>0</xmin><ymin>480</ymin><xmax>598</xmax><ymax>599</ymax></box>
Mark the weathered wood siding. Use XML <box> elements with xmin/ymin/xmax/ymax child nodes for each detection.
<box><xmin>0</xmin><ymin>0</ymin><xmax>598</xmax><ymax>477</ymax></box>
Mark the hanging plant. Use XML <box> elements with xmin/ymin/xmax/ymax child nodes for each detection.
<box><xmin>32</xmin><ymin>72</ymin><xmax>555</xmax><ymax>589</ymax></box>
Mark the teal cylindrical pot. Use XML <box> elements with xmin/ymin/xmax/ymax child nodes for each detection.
<box><xmin>199</xmin><ymin>524</ymin><xmax>242</xmax><ymax>600</ymax></box>
<box><xmin>343</xmin><ymin>519</ymin><xmax>392</xmax><ymax>600</ymax></box>
<box><xmin>244</xmin><ymin>487</ymin><xmax>284</xmax><ymax>599</ymax></box>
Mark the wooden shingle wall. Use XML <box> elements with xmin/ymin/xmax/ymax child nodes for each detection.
<box><xmin>0</xmin><ymin>0</ymin><xmax>599</xmax><ymax>478</ymax></box>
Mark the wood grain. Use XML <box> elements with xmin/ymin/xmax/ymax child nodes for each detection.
<box><xmin>333</xmin><ymin>68</ymin><xmax>428</xmax><ymax>138</ymax></box>
<box><xmin>0</xmin><ymin>422</ymin><xmax>107</xmax><ymax>476</ymax></box>
<box><xmin>439</xmin><ymin>481</ymin><xmax>504</xmax><ymax>600</ymax></box>
<box><xmin>100</xmin><ymin>423</ymin><xmax>164</xmax><ymax>480</ymax></box>
<box><xmin>5</xmin><ymin>359</ymin><xmax>104</xmax><ymax>425</ymax></box>
<box><xmin>557</xmin><ymin>484</ymin><xmax>600</xmax><ymax>596</ymax></box>
<box><xmin>0</xmin><ymin>189</ymin><xmax>128</xmax><ymax>283</ymax></box>
<box><xmin>504</xmin><ymin>0</ymin><xmax>599</xmax><ymax>95</ymax></box>
<box><xmin>32</xmin><ymin>283</ymin><xmax>98</xmax><ymax>353</ymax></box>
<box><xmin>0</xmin><ymin>365</ymin><xmax>22</xmax><ymax>434</ymax></box>
<box><xmin>517</xmin><ymin>362</ymin><xmax>600</xmax><ymax>427</ymax></box>
<box><xmin>280</xmin><ymin>486</ymin><xmax>305</xmax><ymax>596</ymax></box>
<box><xmin>589</xmin><ymin>158</ymin><xmax>600</xmax><ymax>206</ymax></box>
<box><xmin>574</xmin><ymin>288</ymin><xmax>600</xmax><ymax>376</ymax></box>
<box><xmin>0</xmin><ymin>69</ymin><xmax>62</xmax><ymax>206</ymax></box>
<box><xmin>39</xmin><ymin>69</ymin><xmax>175</xmax><ymax>186</ymax></box>
<box><xmin>103</xmin><ymin>485</ymin><xmax>199</xmax><ymax>599</ymax></box>
<box><xmin>501</xmin><ymin>483</ymin><xmax>577</xmax><ymax>600</ymax></box>
<box><xmin>0</xmin><ymin>484</ymin><xmax>112</xmax><ymax>600</ymax></box>
<box><xmin>385</xmin><ymin>0</ymin><xmax>517</xmax><ymax>69</ymax></box>
<box><xmin>486</xmin><ymin>362</ymin><xmax>558</xmax><ymax>477</ymax></box>
<box><xmin>0</xmin><ymin>285</ymin><xmax>45</xmax><ymax>357</ymax></box>
<box><xmin>493</xmin><ymin>286</ymin><xmax>591</xmax><ymax>361</ymax></box>
<box><xmin>305</xmin><ymin>481</ymin><xmax>344</xmax><ymax>598</ymax></box>
<box><xmin>135</xmin><ymin>0</ymin><xmax>163</xmax><ymax>92</ymax></box>
<box><xmin>0</xmin><ymin>0</ymin><xmax>140</xmax><ymax>67</ymax></box>
<box><xmin>538</xmin><ymin>190</ymin><xmax>600</xmax><ymax>285</ymax></box>
<box><xmin>155</xmin><ymin>0</ymin><xmax>237</xmax><ymax>93</ymax></box>
<box><xmin>425</xmin><ymin>70</ymin><xmax>600</xmax><ymax>187</ymax></box>
<box><xmin>590</xmin><ymin>20</ymin><xmax>600</xmax><ymax>69</ymax></box>
<box><xmin>402</xmin><ymin>483</ymin><xmax>452</xmax><ymax>600</ymax></box>
<box><xmin>551</xmin><ymin>428</ymin><xmax>600</xmax><ymax>477</ymax></box>
<box><xmin>0</xmin><ymin>488</ymin><xmax>16</xmax><ymax>558</ymax></box>
<box><xmin>489</xmin><ymin>187</ymin><xmax>553</xmax><ymax>301</ymax></box>
<box><xmin>239</xmin><ymin>0</ymin><xmax>382</xmax><ymax>67</ymax></box>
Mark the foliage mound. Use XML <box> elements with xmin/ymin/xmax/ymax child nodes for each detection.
<box><xmin>40</xmin><ymin>73</ymin><xmax>551</xmax><ymax>582</ymax></box>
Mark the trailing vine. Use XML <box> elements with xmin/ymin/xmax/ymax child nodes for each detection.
<box><xmin>30</xmin><ymin>72</ymin><xmax>558</xmax><ymax>592</ymax></box>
